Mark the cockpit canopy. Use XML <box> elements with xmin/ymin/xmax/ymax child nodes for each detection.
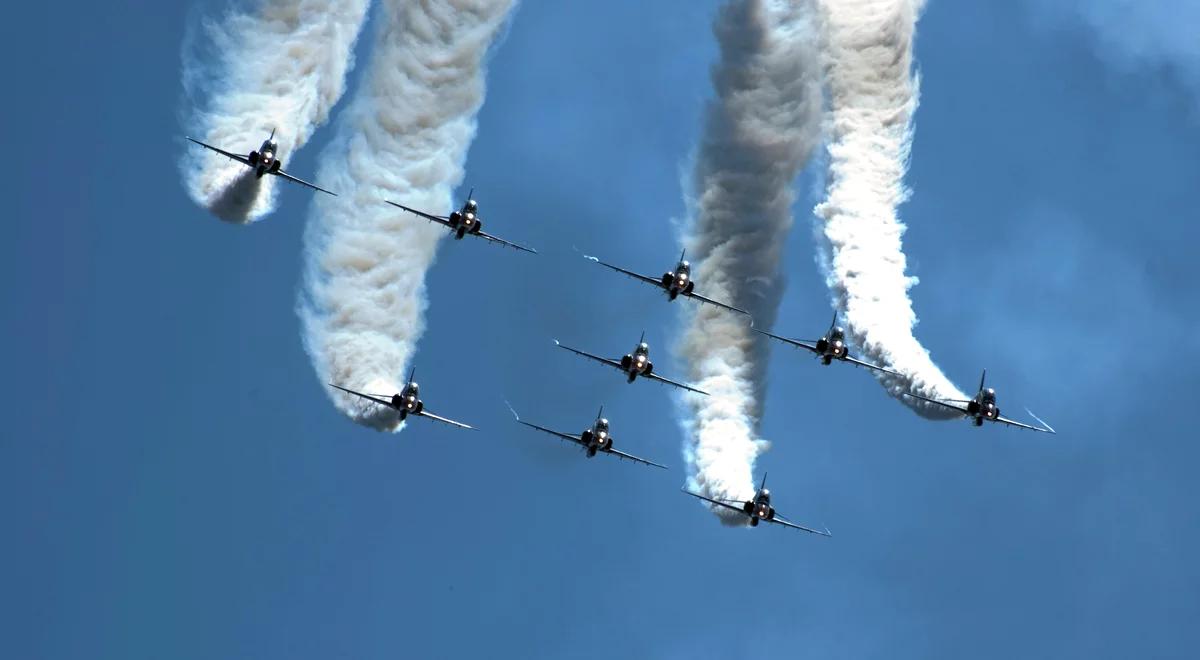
<box><xmin>465</xmin><ymin>199</ymin><xmax>478</xmax><ymax>212</ymax></box>
<box><xmin>596</xmin><ymin>418</ymin><xmax>609</xmax><ymax>430</ymax></box>
<box><xmin>679</xmin><ymin>260</ymin><xmax>690</xmax><ymax>270</ymax></box>
<box><xmin>758</xmin><ymin>488</ymin><xmax>770</xmax><ymax>501</ymax></box>
<box><xmin>830</xmin><ymin>326</ymin><xmax>845</xmax><ymax>338</ymax></box>
<box><xmin>982</xmin><ymin>387</ymin><xmax>996</xmax><ymax>400</ymax></box>
<box><xmin>637</xmin><ymin>342</ymin><xmax>649</xmax><ymax>353</ymax></box>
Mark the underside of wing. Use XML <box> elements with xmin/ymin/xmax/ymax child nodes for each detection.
<box><xmin>553</xmin><ymin>340</ymin><xmax>625</xmax><ymax>372</ymax></box>
<box><xmin>992</xmin><ymin>414</ymin><xmax>1055</xmax><ymax>433</ymax></box>
<box><xmin>515</xmin><ymin>419</ymin><xmax>584</xmax><ymax>446</ymax></box>
<box><xmin>604</xmin><ymin>446</ymin><xmax>668</xmax><ymax>469</ymax></box>
<box><xmin>770</xmin><ymin>514</ymin><xmax>832</xmax><ymax>537</ymax></box>
<box><xmin>843</xmin><ymin>353</ymin><xmax>901</xmax><ymax>376</ymax></box>
<box><xmin>645</xmin><ymin>371</ymin><xmax>709</xmax><ymax>396</ymax></box>
<box><xmin>751</xmin><ymin>327</ymin><xmax>821</xmax><ymax>355</ymax></box>
<box><xmin>682</xmin><ymin>490</ymin><xmax>748</xmax><ymax>516</ymax></box>
<box><xmin>476</xmin><ymin>230</ymin><xmax>537</xmax><ymax>254</ymax></box>
<box><xmin>583</xmin><ymin>255</ymin><xmax>666</xmax><ymax>288</ymax></box>
<box><xmin>386</xmin><ymin>200</ymin><xmax>453</xmax><ymax>227</ymax></box>
<box><xmin>274</xmin><ymin>169</ymin><xmax>337</xmax><ymax>196</ymax></box>
<box><xmin>186</xmin><ymin>136</ymin><xmax>252</xmax><ymax>167</ymax></box>
<box><xmin>328</xmin><ymin>383</ymin><xmax>395</xmax><ymax>409</ymax></box>
<box><xmin>902</xmin><ymin>391</ymin><xmax>972</xmax><ymax>416</ymax></box>
<box><xmin>417</xmin><ymin>409</ymin><xmax>473</xmax><ymax>430</ymax></box>
<box><xmin>684</xmin><ymin>290</ymin><xmax>750</xmax><ymax>316</ymax></box>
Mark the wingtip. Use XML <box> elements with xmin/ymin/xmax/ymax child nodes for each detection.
<box><xmin>504</xmin><ymin>399</ymin><xmax>520</xmax><ymax>422</ymax></box>
<box><xmin>572</xmin><ymin>246</ymin><xmax>599</xmax><ymax>262</ymax></box>
<box><xmin>1025</xmin><ymin>407</ymin><xmax>1057</xmax><ymax>434</ymax></box>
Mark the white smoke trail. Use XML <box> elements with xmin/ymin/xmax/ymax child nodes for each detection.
<box><xmin>679</xmin><ymin>0</ymin><xmax>824</xmax><ymax>523</ymax></box>
<box><xmin>180</xmin><ymin>0</ymin><xmax>370</xmax><ymax>223</ymax></box>
<box><xmin>813</xmin><ymin>0</ymin><xmax>967</xmax><ymax>417</ymax></box>
<box><xmin>300</xmin><ymin>0</ymin><xmax>515</xmax><ymax>430</ymax></box>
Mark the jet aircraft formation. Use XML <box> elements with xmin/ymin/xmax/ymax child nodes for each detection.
<box><xmin>188</xmin><ymin>131</ymin><xmax>1056</xmax><ymax>537</ymax></box>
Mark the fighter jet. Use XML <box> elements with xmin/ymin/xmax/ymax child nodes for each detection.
<box><xmin>582</xmin><ymin>249</ymin><xmax>748</xmax><ymax>315</ymax></box>
<box><xmin>683</xmin><ymin>474</ymin><xmax>831</xmax><ymax>536</ymax></box>
<box><xmin>753</xmin><ymin>312</ymin><xmax>899</xmax><ymax>375</ymax></box>
<box><xmin>902</xmin><ymin>370</ymin><xmax>1056</xmax><ymax>433</ymax></box>
<box><xmin>506</xmin><ymin>402</ymin><xmax>667</xmax><ymax>469</ymax></box>
<box><xmin>386</xmin><ymin>190</ymin><xmax>536</xmax><ymax>254</ymax></box>
<box><xmin>329</xmin><ymin>367</ymin><xmax>473</xmax><ymax>430</ymax></box>
<box><xmin>553</xmin><ymin>333</ymin><xmax>709</xmax><ymax>395</ymax></box>
<box><xmin>185</xmin><ymin>129</ymin><xmax>336</xmax><ymax>196</ymax></box>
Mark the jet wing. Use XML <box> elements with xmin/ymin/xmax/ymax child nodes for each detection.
<box><xmin>416</xmin><ymin>409</ymin><xmax>474</xmax><ymax>430</ymax></box>
<box><xmin>582</xmin><ymin>254</ymin><xmax>666</xmax><ymax>288</ymax></box>
<box><xmin>476</xmin><ymin>229</ymin><xmax>538</xmax><ymax>254</ymax></box>
<box><xmin>682</xmin><ymin>489</ymin><xmax>749</xmax><ymax>516</ymax></box>
<box><xmin>386</xmin><ymin>200</ymin><xmax>454</xmax><ymax>229</ymax></box>
<box><xmin>272</xmin><ymin>169</ymin><xmax>337</xmax><ymax>196</ymax></box>
<box><xmin>643</xmin><ymin>371</ymin><xmax>710</xmax><ymax>396</ymax></box>
<box><xmin>991</xmin><ymin>413</ymin><xmax>1055</xmax><ymax>434</ymax></box>
<box><xmin>683</xmin><ymin>290</ymin><xmax>750</xmax><ymax>316</ymax></box>
<box><xmin>505</xmin><ymin>401</ymin><xmax>586</xmax><ymax>447</ymax></box>
<box><xmin>751</xmin><ymin>327</ymin><xmax>822</xmax><ymax>356</ymax></box>
<box><xmin>901</xmin><ymin>391</ymin><xmax>973</xmax><ymax>417</ymax></box>
<box><xmin>553</xmin><ymin>340</ymin><xmax>626</xmax><ymax>372</ymax></box>
<box><xmin>329</xmin><ymin>383</ymin><xmax>397</xmax><ymax>409</ymax></box>
<box><xmin>842</xmin><ymin>353</ymin><xmax>901</xmax><ymax>377</ymax></box>
<box><xmin>603</xmin><ymin>446</ymin><xmax>668</xmax><ymax>469</ymax></box>
<box><xmin>186</xmin><ymin>136</ymin><xmax>253</xmax><ymax>167</ymax></box>
<box><xmin>769</xmin><ymin>513</ymin><xmax>832</xmax><ymax>537</ymax></box>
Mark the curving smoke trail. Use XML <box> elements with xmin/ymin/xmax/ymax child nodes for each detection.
<box><xmin>812</xmin><ymin>0</ymin><xmax>966</xmax><ymax>417</ymax></box>
<box><xmin>679</xmin><ymin>0</ymin><xmax>824</xmax><ymax>523</ymax></box>
<box><xmin>180</xmin><ymin>0</ymin><xmax>370</xmax><ymax>223</ymax></box>
<box><xmin>300</xmin><ymin>0</ymin><xmax>515</xmax><ymax>430</ymax></box>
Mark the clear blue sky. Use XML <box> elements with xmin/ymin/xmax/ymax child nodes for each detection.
<box><xmin>3</xmin><ymin>1</ymin><xmax>1198</xmax><ymax>658</ymax></box>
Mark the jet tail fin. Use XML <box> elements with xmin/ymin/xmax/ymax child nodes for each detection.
<box><xmin>639</xmin><ymin>330</ymin><xmax>645</xmax><ymax>344</ymax></box>
<box><xmin>408</xmin><ymin>365</ymin><xmax>416</xmax><ymax>386</ymax></box>
<box><xmin>597</xmin><ymin>405</ymin><xmax>604</xmax><ymax>421</ymax></box>
<box><xmin>679</xmin><ymin>248</ymin><xmax>687</xmax><ymax>264</ymax></box>
<box><xmin>760</xmin><ymin>472</ymin><xmax>768</xmax><ymax>492</ymax></box>
<box><xmin>830</xmin><ymin>310</ymin><xmax>838</xmax><ymax>333</ymax></box>
<box><xmin>979</xmin><ymin>369</ymin><xmax>987</xmax><ymax>394</ymax></box>
<box><xmin>269</xmin><ymin>127</ymin><xmax>275</xmax><ymax>140</ymax></box>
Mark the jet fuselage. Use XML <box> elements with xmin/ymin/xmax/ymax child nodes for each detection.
<box><xmin>446</xmin><ymin>199</ymin><xmax>482</xmax><ymax>239</ymax></box>
<box><xmin>618</xmin><ymin>342</ymin><xmax>654</xmax><ymax>382</ymax></box>
<box><xmin>390</xmin><ymin>383</ymin><xmax>423</xmax><ymax>419</ymax></box>
<box><xmin>814</xmin><ymin>327</ymin><xmax>849</xmax><ymax>365</ymax></box>
<box><xmin>741</xmin><ymin>489</ymin><xmax>778</xmax><ymax>527</ymax></box>
<box><xmin>580</xmin><ymin>418</ymin><xmax>612</xmax><ymax>457</ymax></box>
<box><xmin>248</xmin><ymin>138</ymin><xmax>280</xmax><ymax>178</ymax></box>
<box><xmin>660</xmin><ymin>260</ymin><xmax>695</xmax><ymax>300</ymax></box>
<box><xmin>965</xmin><ymin>388</ymin><xmax>1000</xmax><ymax>426</ymax></box>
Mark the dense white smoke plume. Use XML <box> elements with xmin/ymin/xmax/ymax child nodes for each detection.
<box><xmin>300</xmin><ymin>0</ymin><xmax>515</xmax><ymax>430</ymax></box>
<box><xmin>813</xmin><ymin>0</ymin><xmax>967</xmax><ymax>417</ymax></box>
<box><xmin>180</xmin><ymin>0</ymin><xmax>370</xmax><ymax>223</ymax></box>
<box><xmin>679</xmin><ymin>0</ymin><xmax>824</xmax><ymax>522</ymax></box>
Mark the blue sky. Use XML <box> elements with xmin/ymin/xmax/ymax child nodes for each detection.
<box><xmin>3</xmin><ymin>1</ymin><xmax>1198</xmax><ymax>658</ymax></box>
